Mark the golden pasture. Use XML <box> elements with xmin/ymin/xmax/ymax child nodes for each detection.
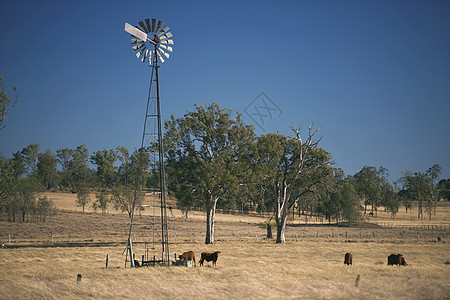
<box><xmin>0</xmin><ymin>192</ymin><xmax>449</xmax><ymax>299</ymax></box>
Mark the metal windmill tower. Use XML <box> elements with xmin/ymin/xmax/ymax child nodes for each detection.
<box><xmin>123</xmin><ymin>18</ymin><xmax>173</xmax><ymax>267</ymax></box>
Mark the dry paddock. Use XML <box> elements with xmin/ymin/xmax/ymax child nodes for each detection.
<box><xmin>0</xmin><ymin>240</ymin><xmax>449</xmax><ymax>299</ymax></box>
<box><xmin>0</xmin><ymin>193</ymin><xmax>449</xmax><ymax>299</ymax></box>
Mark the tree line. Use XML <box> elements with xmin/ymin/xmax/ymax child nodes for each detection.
<box><xmin>1</xmin><ymin>103</ymin><xmax>448</xmax><ymax>243</ymax></box>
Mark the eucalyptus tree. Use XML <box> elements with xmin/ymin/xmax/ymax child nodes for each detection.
<box><xmin>426</xmin><ymin>164</ymin><xmax>441</xmax><ymax>215</ymax></box>
<box><xmin>75</xmin><ymin>183</ymin><xmax>90</xmax><ymax>212</ymax></box>
<box><xmin>164</xmin><ymin>103</ymin><xmax>256</xmax><ymax>244</ymax></box>
<box><xmin>69</xmin><ymin>145</ymin><xmax>90</xmax><ymax>188</ymax></box>
<box><xmin>94</xmin><ymin>188</ymin><xmax>110</xmax><ymax>213</ymax></box>
<box><xmin>0</xmin><ymin>152</ymin><xmax>26</xmax><ymax>221</ymax></box>
<box><xmin>21</xmin><ymin>142</ymin><xmax>40</xmax><ymax>177</ymax></box>
<box><xmin>399</xmin><ymin>171</ymin><xmax>432</xmax><ymax>220</ymax></box>
<box><xmin>353</xmin><ymin>166</ymin><xmax>388</xmax><ymax>215</ymax></box>
<box><xmin>264</xmin><ymin>123</ymin><xmax>332</xmax><ymax>243</ymax></box>
<box><xmin>0</xmin><ymin>76</ymin><xmax>18</xmax><ymax>131</ymax></box>
<box><xmin>14</xmin><ymin>177</ymin><xmax>41</xmax><ymax>222</ymax></box>
<box><xmin>56</xmin><ymin>148</ymin><xmax>73</xmax><ymax>190</ymax></box>
<box><xmin>90</xmin><ymin>149</ymin><xmax>118</xmax><ymax>188</ymax></box>
<box><xmin>117</xmin><ymin>146</ymin><xmax>131</xmax><ymax>186</ymax></box>
<box><xmin>37</xmin><ymin>150</ymin><xmax>58</xmax><ymax>189</ymax></box>
<box><xmin>111</xmin><ymin>185</ymin><xmax>143</xmax><ymax>218</ymax></box>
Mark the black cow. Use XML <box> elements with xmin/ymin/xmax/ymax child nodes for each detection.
<box><xmin>388</xmin><ymin>253</ymin><xmax>407</xmax><ymax>266</ymax></box>
<box><xmin>199</xmin><ymin>251</ymin><xmax>221</xmax><ymax>266</ymax></box>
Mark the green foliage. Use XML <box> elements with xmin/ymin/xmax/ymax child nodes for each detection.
<box><xmin>90</xmin><ymin>149</ymin><xmax>118</xmax><ymax>187</ymax></box>
<box><xmin>94</xmin><ymin>188</ymin><xmax>110</xmax><ymax>213</ymax></box>
<box><xmin>111</xmin><ymin>185</ymin><xmax>142</xmax><ymax>218</ymax></box>
<box><xmin>56</xmin><ymin>148</ymin><xmax>73</xmax><ymax>190</ymax></box>
<box><xmin>165</xmin><ymin>103</ymin><xmax>256</xmax><ymax>244</ymax></box>
<box><xmin>37</xmin><ymin>150</ymin><xmax>59</xmax><ymax>189</ymax></box>
<box><xmin>14</xmin><ymin>177</ymin><xmax>41</xmax><ymax>222</ymax></box>
<box><xmin>0</xmin><ymin>76</ymin><xmax>18</xmax><ymax>131</ymax></box>
<box><xmin>352</xmin><ymin>166</ymin><xmax>390</xmax><ymax>215</ymax></box>
<box><xmin>75</xmin><ymin>183</ymin><xmax>90</xmax><ymax>212</ymax></box>
<box><xmin>34</xmin><ymin>196</ymin><xmax>56</xmax><ymax>222</ymax></box>
<box><xmin>21</xmin><ymin>143</ymin><xmax>40</xmax><ymax>177</ymax></box>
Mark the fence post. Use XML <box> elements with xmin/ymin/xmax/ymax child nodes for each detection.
<box><xmin>8</xmin><ymin>234</ymin><xmax>10</xmax><ymax>243</ymax></box>
<box><xmin>106</xmin><ymin>254</ymin><xmax>109</xmax><ymax>269</ymax></box>
<box><xmin>296</xmin><ymin>234</ymin><xmax>298</xmax><ymax>242</ymax></box>
<box><xmin>51</xmin><ymin>232</ymin><xmax>53</xmax><ymax>243</ymax></box>
<box><xmin>337</xmin><ymin>234</ymin><xmax>340</xmax><ymax>242</ymax></box>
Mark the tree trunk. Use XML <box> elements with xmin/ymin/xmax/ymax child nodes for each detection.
<box><xmin>276</xmin><ymin>216</ymin><xmax>286</xmax><ymax>243</ymax></box>
<box><xmin>418</xmin><ymin>202</ymin><xmax>422</xmax><ymax>219</ymax></box>
<box><xmin>275</xmin><ymin>196</ymin><xmax>287</xmax><ymax>243</ymax></box>
<box><xmin>205</xmin><ymin>197</ymin><xmax>218</xmax><ymax>244</ymax></box>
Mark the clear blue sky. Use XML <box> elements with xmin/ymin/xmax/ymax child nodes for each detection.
<box><xmin>1</xmin><ymin>0</ymin><xmax>449</xmax><ymax>183</ymax></box>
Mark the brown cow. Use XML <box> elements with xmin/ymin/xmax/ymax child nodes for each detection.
<box><xmin>344</xmin><ymin>253</ymin><xmax>353</xmax><ymax>265</ymax></box>
<box><xmin>388</xmin><ymin>253</ymin><xmax>407</xmax><ymax>266</ymax></box>
<box><xmin>199</xmin><ymin>251</ymin><xmax>221</xmax><ymax>266</ymax></box>
<box><xmin>179</xmin><ymin>251</ymin><xmax>196</xmax><ymax>267</ymax></box>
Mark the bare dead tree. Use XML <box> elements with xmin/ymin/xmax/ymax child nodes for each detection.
<box><xmin>275</xmin><ymin>120</ymin><xmax>331</xmax><ymax>243</ymax></box>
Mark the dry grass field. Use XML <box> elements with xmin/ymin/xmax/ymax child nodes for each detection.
<box><xmin>1</xmin><ymin>192</ymin><xmax>449</xmax><ymax>299</ymax></box>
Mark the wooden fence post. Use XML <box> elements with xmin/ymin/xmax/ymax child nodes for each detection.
<box><xmin>106</xmin><ymin>254</ymin><xmax>109</xmax><ymax>269</ymax></box>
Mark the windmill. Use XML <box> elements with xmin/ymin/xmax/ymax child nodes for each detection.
<box><xmin>123</xmin><ymin>18</ymin><xmax>173</xmax><ymax>267</ymax></box>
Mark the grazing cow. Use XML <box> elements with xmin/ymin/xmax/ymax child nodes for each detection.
<box><xmin>199</xmin><ymin>251</ymin><xmax>221</xmax><ymax>267</ymax></box>
<box><xmin>179</xmin><ymin>251</ymin><xmax>196</xmax><ymax>267</ymax></box>
<box><xmin>344</xmin><ymin>253</ymin><xmax>353</xmax><ymax>265</ymax></box>
<box><xmin>388</xmin><ymin>253</ymin><xmax>407</xmax><ymax>266</ymax></box>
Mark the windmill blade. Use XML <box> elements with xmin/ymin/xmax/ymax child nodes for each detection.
<box><xmin>157</xmin><ymin>25</ymin><xmax>169</xmax><ymax>36</ymax></box>
<box><xmin>138</xmin><ymin>20</ymin><xmax>149</xmax><ymax>33</ymax></box>
<box><xmin>158</xmin><ymin>48</ymin><xmax>170</xmax><ymax>59</ymax></box>
<box><xmin>131</xmin><ymin>39</ymin><xmax>145</xmax><ymax>45</ymax></box>
<box><xmin>132</xmin><ymin>44</ymin><xmax>145</xmax><ymax>51</ymax></box>
<box><xmin>141</xmin><ymin>49</ymin><xmax>149</xmax><ymax>63</ymax></box>
<box><xmin>136</xmin><ymin>48</ymin><xmax>145</xmax><ymax>59</ymax></box>
<box><xmin>155</xmin><ymin>20</ymin><xmax>164</xmax><ymax>33</ymax></box>
<box><xmin>159</xmin><ymin>32</ymin><xmax>173</xmax><ymax>40</ymax></box>
<box><xmin>125</xmin><ymin>23</ymin><xmax>147</xmax><ymax>42</ymax></box>
<box><xmin>148</xmin><ymin>51</ymin><xmax>154</xmax><ymax>65</ymax></box>
<box><xmin>156</xmin><ymin>50</ymin><xmax>165</xmax><ymax>63</ymax></box>
<box><xmin>160</xmin><ymin>39</ymin><xmax>174</xmax><ymax>45</ymax></box>
<box><xmin>145</xmin><ymin>19</ymin><xmax>152</xmax><ymax>33</ymax></box>
<box><xmin>151</xmin><ymin>18</ymin><xmax>157</xmax><ymax>33</ymax></box>
<box><xmin>159</xmin><ymin>44</ymin><xmax>173</xmax><ymax>52</ymax></box>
